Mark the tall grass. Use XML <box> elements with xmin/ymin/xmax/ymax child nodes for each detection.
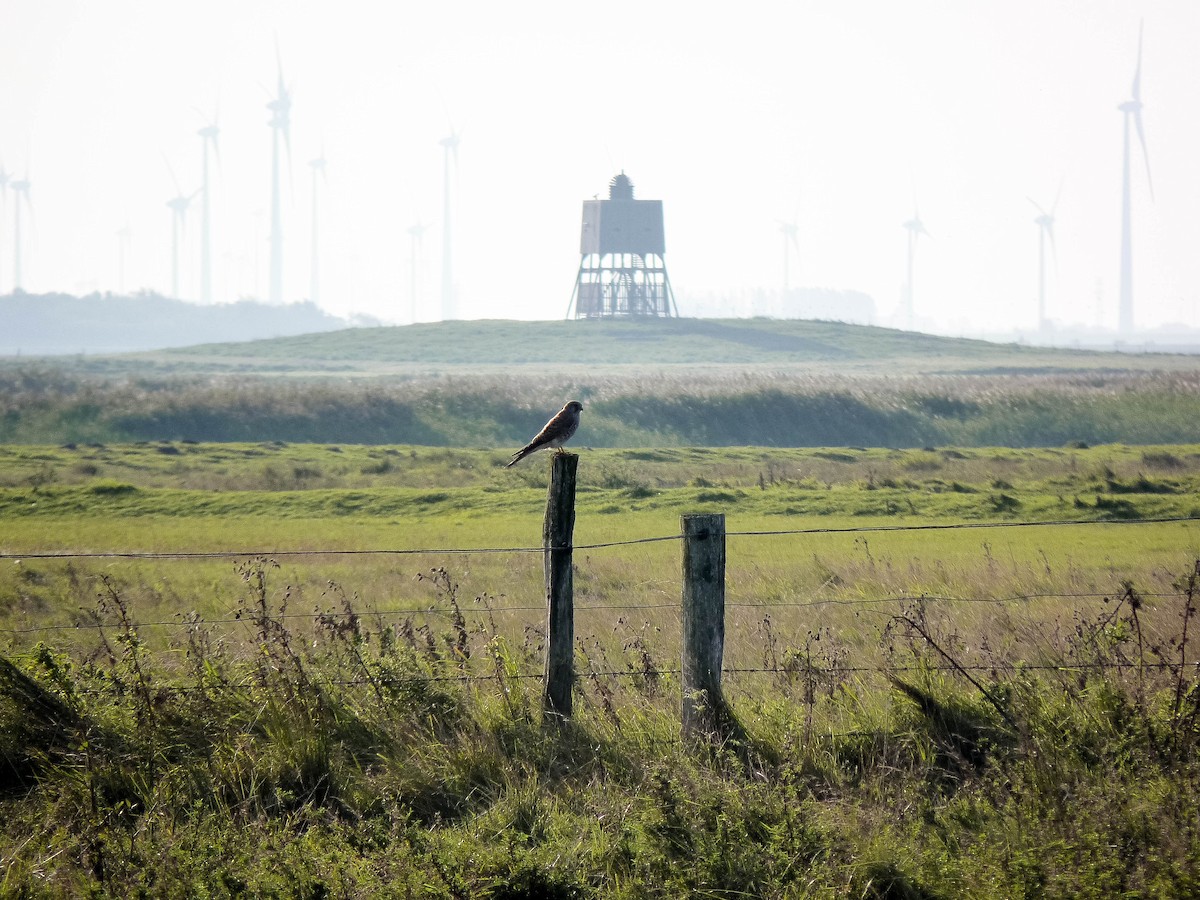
<box><xmin>3</xmin><ymin>556</ymin><xmax>1200</xmax><ymax>896</ymax></box>
<box><xmin>3</xmin><ymin>441</ymin><xmax>1200</xmax><ymax>892</ymax></box>
<box><xmin>4</xmin><ymin>367</ymin><xmax>1200</xmax><ymax>447</ymax></box>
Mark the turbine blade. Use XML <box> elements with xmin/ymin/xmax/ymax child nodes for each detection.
<box><xmin>1132</xmin><ymin>19</ymin><xmax>1144</xmax><ymax>100</ymax></box>
<box><xmin>211</xmin><ymin>101</ymin><xmax>223</xmax><ymax>169</ymax></box>
<box><xmin>163</xmin><ymin>154</ymin><xmax>182</xmax><ymax>195</ymax></box>
<box><xmin>285</xmin><ymin>124</ymin><xmax>294</xmax><ymax>201</ymax></box>
<box><xmin>270</xmin><ymin>36</ymin><xmax>292</xmax><ymax>188</ymax></box>
<box><xmin>314</xmin><ymin>142</ymin><xmax>328</xmax><ymax>183</ymax></box>
<box><xmin>1134</xmin><ymin>109</ymin><xmax>1153</xmax><ymax>200</ymax></box>
<box><xmin>274</xmin><ymin>34</ymin><xmax>285</xmax><ymax>95</ymax></box>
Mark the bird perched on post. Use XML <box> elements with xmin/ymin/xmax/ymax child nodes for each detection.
<box><xmin>505</xmin><ymin>401</ymin><xmax>583</xmax><ymax>467</ymax></box>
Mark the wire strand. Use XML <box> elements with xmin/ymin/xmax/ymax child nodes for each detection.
<box><xmin>1</xmin><ymin>590</ymin><xmax>1181</xmax><ymax>637</ymax></box>
<box><xmin>0</xmin><ymin>533</ymin><xmax>683</xmax><ymax>561</ymax></box>
<box><xmin>727</xmin><ymin>514</ymin><xmax>1200</xmax><ymax>537</ymax></box>
<box><xmin>1</xmin><ymin>514</ymin><xmax>1193</xmax><ymax>561</ymax></box>
<box><xmin>59</xmin><ymin>659</ymin><xmax>1194</xmax><ymax>697</ymax></box>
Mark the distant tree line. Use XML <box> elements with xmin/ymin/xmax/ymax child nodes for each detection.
<box><xmin>0</xmin><ymin>292</ymin><xmax>360</xmax><ymax>356</ymax></box>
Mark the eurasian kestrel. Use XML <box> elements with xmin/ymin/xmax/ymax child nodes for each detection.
<box><xmin>505</xmin><ymin>400</ymin><xmax>583</xmax><ymax>467</ymax></box>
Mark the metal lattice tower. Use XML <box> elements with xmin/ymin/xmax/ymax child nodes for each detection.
<box><xmin>567</xmin><ymin>172</ymin><xmax>678</xmax><ymax>318</ymax></box>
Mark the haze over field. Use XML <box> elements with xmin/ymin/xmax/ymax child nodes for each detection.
<box><xmin>2</xmin><ymin>1</ymin><xmax>1198</xmax><ymax>342</ymax></box>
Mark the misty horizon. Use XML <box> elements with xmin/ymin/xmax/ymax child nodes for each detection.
<box><xmin>2</xmin><ymin>2</ymin><xmax>1198</xmax><ymax>338</ymax></box>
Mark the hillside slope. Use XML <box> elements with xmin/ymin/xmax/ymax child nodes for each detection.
<box><xmin>4</xmin><ymin>318</ymin><xmax>1197</xmax><ymax>447</ymax></box>
<box><xmin>125</xmin><ymin>317</ymin><xmax>1198</xmax><ymax>377</ymax></box>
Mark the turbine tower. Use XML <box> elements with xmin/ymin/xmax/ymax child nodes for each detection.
<box><xmin>1117</xmin><ymin>19</ymin><xmax>1153</xmax><ymax>336</ymax></box>
<box><xmin>779</xmin><ymin>218</ymin><xmax>800</xmax><ymax>293</ymax></box>
<box><xmin>408</xmin><ymin>220</ymin><xmax>428</xmax><ymax>324</ymax></box>
<box><xmin>308</xmin><ymin>152</ymin><xmax>326</xmax><ymax>304</ymax></box>
<box><xmin>439</xmin><ymin>129</ymin><xmax>459</xmax><ymax>321</ymax></box>
<box><xmin>0</xmin><ymin>164</ymin><xmax>8</xmax><ymax>291</ymax></box>
<box><xmin>116</xmin><ymin>225</ymin><xmax>132</xmax><ymax>293</ymax></box>
<box><xmin>901</xmin><ymin>208</ymin><xmax>930</xmax><ymax>330</ymax></box>
<box><xmin>1030</xmin><ymin>190</ymin><xmax>1059</xmax><ymax>335</ymax></box>
<box><xmin>267</xmin><ymin>42</ymin><xmax>292</xmax><ymax>305</ymax></box>
<box><xmin>166</xmin><ymin>164</ymin><xmax>197</xmax><ymax>300</ymax></box>
<box><xmin>197</xmin><ymin>111</ymin><xmax>220</xmax><ymax>303</ymax></box>
<box><xmin>10</xmin><ymin>175</ymin><xmax>31</xmax><ymax>292</ymax></box>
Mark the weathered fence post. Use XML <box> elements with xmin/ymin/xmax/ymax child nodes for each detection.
<box><xmin>543</xmin><ymin>453</ymin><xmax>578</xmax><ymax>722</ymax></box>
<box><xmin>681</xmin><ymin>513</ymin><xmax>738</xmax><ymax>740</ymax></box>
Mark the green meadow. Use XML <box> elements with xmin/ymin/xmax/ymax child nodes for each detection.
<box><xmin>2</xmin><ymin>440</ymin><xmax>1200</xmax><ymax>895</ymax></box>
<box><xmin>3</xmin><ymin>438</ymin><xmax>1199</xmax><ymax>669</ymax></box>
<box><xmin>3</xmin><ymin>441</ymin><xmax>1199</xmax><ymax>640</ymax></box>
<box><xmin>4</xmin><ymin>313</ymin><xmax>1200</xmax><ymax>897</ymax></box>
<box><xmin>5</xmin><ymin>317</ymin><xmax>1200</xmax><ymax>448</ymax></box>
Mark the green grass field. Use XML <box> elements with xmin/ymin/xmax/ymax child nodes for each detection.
<box><xmin>3</xmin><ymin>441</ymin><xmax>1200</xmax><ymax>897</ymax></box>
<box><xmin>6</xmin><ymin>317</ymin><xmax>1200</xmax><ymax>448</ymax></box>
<box><xmin>59</xmin><ymin>317</ymin><xmax>1194</xmax><ymax>374</ymax></box>
<box><xmin>3</xmin><ymin>439</ymin><xmax>1198</xmax><ymax>651</ymax></box>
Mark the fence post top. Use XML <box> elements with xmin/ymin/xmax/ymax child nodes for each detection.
<box><xmin>681</xmin><ymin>513</ymin><xmax>725</xmax><ymax>535</ymax></box>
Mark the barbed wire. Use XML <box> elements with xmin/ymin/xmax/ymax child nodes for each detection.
<box><xmin>1</xmin><ymin>518</ymin><xmax>1194</xmax><ymax>644</ymax></box>
<box><xmin>0</xmin><ymin>547</ymin><xmax>548</xmax><ymax>561</ymax></box>
<box><xmin>729</xmin><ymin>590</ymin><xmax>1179</xmax><ymax>610</ymax></box>
<box><xmin>727</xmin><ymin>514</ymin><xmax>1200</xmax><ymax>538</ymax></box>
<box><xmin>0</xmin><ymin>588</ymin><xmax>1183</xmax><ymax>638</ymax></box>
<box><xmin>56</xmin><ymin>659</ymin><xmax>1195</xmax><ymax>698</ymax></box>
<box><xmin>0</xmin><ymin>534</ymin><xmax>681</xmax><ymax>561</ymax></box>
<box><xmin>0</xmin><ymin>600</ymin><xmax>681</xmax><ymax>636</ymax></box>
<box><xmin>0</xmin><ymin>514</ymin><xmax>1195</xmax><ymax>562</ymax></box>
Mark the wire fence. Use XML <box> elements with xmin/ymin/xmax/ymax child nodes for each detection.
<box><xmin>52</xmin><ymin>658</ymin><xmax>1195</xmax><ymax>699</ymax></box>
<box><xmin>1</xmin><ymin>515</ymin><xmax>1195</xmax><ymax>639</ymax></box>
<box><xmin>1</xmin><ymin>514</ymin><xmax>1194</xmax><ymax>562</ymax></box>
<box><xmin>0</xmin><ymin>589</ymin><xmax>1186</xmax><ymax>639</ymax></box>
<box><xmin>3</xmin><ymin>514</ymin><xmax>1197</xmax><ymax>710</ymax></box>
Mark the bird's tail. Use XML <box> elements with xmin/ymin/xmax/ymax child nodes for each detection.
<box><xmin>505</xmin><ymin>447</ymin><xmax>531</xmax><ymax>468</ymax></box>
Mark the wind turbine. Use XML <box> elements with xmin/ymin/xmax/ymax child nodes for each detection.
<box><xmin>116</xmin><ymin>225</ymin><xmax>132</xmax><ymax>294</ymax></box>
<box><xmin>10</xmin><ymin>174</ymin><xmax>32</xmax><ymax>292</ymax></box>
<box><xmin>266</xmin><ymin>40</ymin><xmax>292</xmax><ymax>305</ymax></box>
<box><xmin>197</xmin><ymin>108</ymin><xmax>220</xmax><ymax>303</ymax></box>
<box><xmin>901</xmin><ymin>207</ymin><xmax>930</xmax><ymax>330</ymax></box>
<box><xmin>308</xmin><ymin>151</ymin><xmax>326</xmax><ymax>305</ymax></box>
<box><xmin>778</xmin><ymin>215</ymin><xmax>800</xmax><ymax>294</ymax></box>
<box><xmin>1030</xmin><ymin>187</ymin><xmax>1060</xmax><ymax>335</ymax></box>
<box><xmin>408</xmin><ymin>219</ymin><xmax>428</xmax><ymax>323</ymax></box>
<box><xmin>1117</xmin><ymin>19</ymin><xmax>1153</xmax><ymax>336</ymax></box>
<box><xmin>165</xmin><ymin>162</ymin><xmax>198</xmax><ymax>300</ymax></box>
<box><xmin>0</xmin><ymin>163</ymin><xmax>8</xmax><ymax>291</ymax></box>
<box><xmin>439</xmin><ymin>128</ymin><xmax>459</xmax><ymax>321</ymax></box>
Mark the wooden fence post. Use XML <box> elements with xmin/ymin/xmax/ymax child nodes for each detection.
<box><xmin>543</xmin><ymin>453</ymin><xmax>578</xmax><ymax>721</ymax></box>
<box><xmin>681</xmin><ymin>513</ymin><xmax>739</xmax><ymax>740</ymax></box>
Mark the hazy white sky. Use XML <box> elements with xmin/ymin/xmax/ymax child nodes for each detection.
<box><xmin>2</xmin><ymin>1</ymin><xmax>1198</xmax><ymax>334</ymax></box>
